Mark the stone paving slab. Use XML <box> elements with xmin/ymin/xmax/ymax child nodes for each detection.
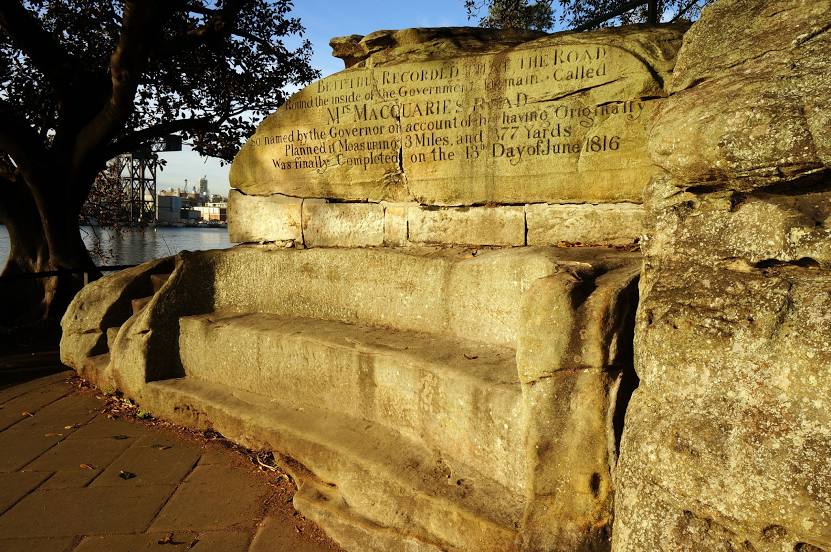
<box><xmin>250</xmin><ymin>515</ymin><xmax>332</xmax><ymax>552</ymax></box>
<box><xmin>90</xmin><ymin>440</ymin><xmax>201</xmax><ymax>487</ymax></box>
<box><xmin>0</xmin><ymin>484</ymin><xmax>177</xmax><ymax>537</ymax></box>
<box><xmin>39</xmin><ymin>468</ymin><xmax>102</xmax><ymax>490</ymax></box>
<box><xmin>11</xmin><ymin>394</ymin><xmax>100</xmax><ymax>433</ymax></box>
<box><xmin>0</xmin><ymin>471</ymin><xmax>52</xmax><ymax>514</ymax></box>
<box><xmin>0</xmin><ymin>370</ymin><xmax>343</xmax><ymax>551</ymax></box>
<box><xmin>25</xmin><ymin>436</ymin><xmax>132</xmax><ymax>472</ymax></box>
<box><xmin>197</xmin><ymin>447</ymin><xmax>229</xmax><ymax>466</ymax></box>
<box><xmin>0</xmin><ymin>536</ymin><xmax>77</xmax><ymax>552</ymax></box>
<box><xmin>0</xmin><ymin>371</ymin><xmax>68</xmax><ymax>403</ymax></box>
<box><xmin>65</xmin><ymin>415</ymin><xmax>151</xmax><ymax>440</ymax></box>
<box><xmin>0</xmin><ymin>429</ymin><xmax>64</xmax><ymax>472</ymax></box>
<box><xmin>150</xmin><ymin>464</ymin><xmax>270</xmax><ymax>532</ymax></box>
<box><xmin>74</xmin><ymin>530</ymin><xmax>251</xmax><ymax>551</ymax></box>
<box><xmin>0</xmin><ymin>382</ymin><xmax>70</xmax><ymax>430</ymax></box>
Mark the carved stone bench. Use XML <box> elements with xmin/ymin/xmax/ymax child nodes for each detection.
<box><xmin>62</xmin><ymin>245</ymin><xmax>639</xmax><ymax>551</ymax></box>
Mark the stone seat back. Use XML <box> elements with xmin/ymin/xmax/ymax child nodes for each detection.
<box><xmin>196</xmin><ymin>246</ymin><xmax>575</xmax><ymax>349</ymax></box>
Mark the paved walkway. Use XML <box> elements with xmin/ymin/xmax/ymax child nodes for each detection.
<box><xmin>0</xmin><ymin>370</ymin><xmax>342</xmax><ymax>552</ymax></box>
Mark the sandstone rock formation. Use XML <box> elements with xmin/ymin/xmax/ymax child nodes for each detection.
<box><xmin>613</xmin><ymin>0</ymin><xmax>831</xmax><ymax>550</ymax></box>
<box><xmin>60</xmin><ymin>5</ymin><xmax>831</xmax><ymax>550</ymax></box>
<box><xmin>63</xmin><ymin>246</ymin><xmax>640</xmax><ymax>551</ymax></box>
<box><xmin>62</xmin><ymin>23</ymin><xmax>683</xmax><ymax>551</ymax></box>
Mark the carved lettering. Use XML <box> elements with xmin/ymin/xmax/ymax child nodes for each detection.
<box><xmin>234</xmin><ymin>38</ymin><xmax>669</xmax><ymax>204</ymax></box>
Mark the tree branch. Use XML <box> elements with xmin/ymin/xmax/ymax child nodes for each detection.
<box><xmin>0</xmin><ymin>153</ymin><xmax>16</xmax><ymax>183</ymax></box>
<box><xmin>186</xmin><ymin>0</ymin><xmax>245</xmax><ymax>40</ymax></box>
<box><xmin>104</xmin><ymin>116</ymin><xmax>216</xmax><ymax>159</ymax></box>
<box><xmin>0</xmin><ymin>98</ymin><xmax>47</xmax><ymax>172</ymax></box>
<box><xmin>155</xmin><ymin>0</ymin><xmax>247</xmax><ymax>56</ymax></box>
<box><xmin>72</xmin><ymin>0</ymin><xmax>176</xmax><ymax>172</ymax></box>
<box><xmin>573</xmin><ymin>0</ymin><xmax>649</xmax><ymax>31</ymax></box>
<box><xmin>0</xmin><ymin>1</ymin><xmax>76</xmax><ymax>93</ymax></box>
<box><xmin>670</xmin><ymin>0</ymin><xmax>705</xmax><ymax>22</ymax></box>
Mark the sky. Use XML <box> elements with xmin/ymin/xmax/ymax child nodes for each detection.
<box><xmin>157</xmin><ymin>0</ymin><xmax>474</xmax><ymax>196</ymax></box>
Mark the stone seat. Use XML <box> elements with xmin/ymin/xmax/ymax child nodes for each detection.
<box><xmin>178</xmin><ymin>311</ymin><xmax>524</xmax><ymax>491</ymax></box>
<box><xmin>61</xmin><ymin>245</ymin><xmax>641</xmax><ymax>551</ymax></box>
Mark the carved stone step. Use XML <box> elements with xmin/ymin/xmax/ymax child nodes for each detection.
<box><xmin>143</xmin><ymin>377</ymin><xmax>522</xmax><ymax>551</ymax></box>
<box><xmin>64</xmin><ymin>247</ymin><xmax>641</xmax><ymax>551</ymax></box>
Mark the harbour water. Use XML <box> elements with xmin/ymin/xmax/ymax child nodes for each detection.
<box><xmin>0</xmin><ymin>225</ymin><xmax>232</xmax><ymax>268</ymax></box>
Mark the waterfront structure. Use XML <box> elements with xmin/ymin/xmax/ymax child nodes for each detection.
<box><xmin>156</xmin><ymin>194</ymin><xmax>183</xmax><ymax>223</ymax></box>
<box><xmin>156</xmin><ymin>188</ymin><xmax>227</xmax><ymax>224</ymax></box>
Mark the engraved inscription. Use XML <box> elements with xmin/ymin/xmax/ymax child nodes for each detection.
<box><xmin>233</xmin><ymin>39</ymin><xmax>667</xmax><ymax>204</ymax></box>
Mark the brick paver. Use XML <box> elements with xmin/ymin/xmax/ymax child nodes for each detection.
<box><xmin>0</xmin><ymin>429</ymin><xmax>65</xmax><ymax>472</ymax></box>
<box><xmin>0</xmin><ymin>471</ymin><xmax>51</xmax><ymax>513</ymax></box>
<box><xmin>0</xmin><ymin>484</ymin><xmax>177</xmax><ymax>536</ymax></box>
<box><xmin>90</xmin><ymin>440</ymin><xmax>201</xmax><ymax>487</ymax></box>
<box><xmin>0</xmin><ymin>382</ymin><xmax>70</xmax><ymax>430</ymax></box>
<box><xmin>0</xmin><ymin>370</ymin><xmax>341</xmax><ymax>551</ymax></box>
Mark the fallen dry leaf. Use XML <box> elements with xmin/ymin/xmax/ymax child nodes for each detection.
<box><xmin>80</xmin><ymin>463</ymin><xmax>95</xmax><ymax>470</ymax></box>
<box><xmin>21</xmin><ymin>411</ymin><xmax>34</xmax><ymax>417</ymax></box>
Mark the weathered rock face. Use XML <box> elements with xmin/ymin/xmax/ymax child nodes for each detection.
<box><xmin>227</xmin><ymin>25</ymin><xmax>687</xmax><ymax>248</ymax></box>
<box><xmin>650</xmin><ymin>0</ymin><xmax>830</xmax><ymax>188</ymax></box>
<box><xmin>614</xmin><ymin>0</ymin><xmax>831</xmax><ymax>550</ymax></box>
<box><xmin>59</xmin><ymin>6</ymin><xmax>831</xmax><ymax>551</ymax></box>
<box><xmin>60</xmin><ymin>258</ymin><xmax>174</xmax><ymax>385</ymax></box>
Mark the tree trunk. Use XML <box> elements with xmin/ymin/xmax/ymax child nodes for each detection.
<box><xmin>0</xmin><ymin>168</ymin><xmax>99</xmax><ymax>326</ymax></box>
<box><xmin>648</xmin><ymin>0</ymin><xmax>659</xmax><ymax>24</ymax></box>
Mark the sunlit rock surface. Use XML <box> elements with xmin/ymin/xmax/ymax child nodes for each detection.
<box><xmin>614</xmin><ymin>0</ymin><xmax>831</xmax><ymax>550</ymax></box>
<box><xmin>64</xmin><ymin>247</ymin><xmax>640</xmax><ymax>551</ymax></box>
<box><xmin>63</xmin><ymin>6</ymin><xmax>831</xmax><ymax>549</ymax></box>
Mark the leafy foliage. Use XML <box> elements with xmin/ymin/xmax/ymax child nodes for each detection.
<box><xmin>0</xmin><ymin>1</ymin><xmax>318</xmax><ymax>322</ymax></box>
<box><xmin>465</xmin><ymin>0</ymin><xmax>710</xmax><ymax>31</ymax></box>
<box><xmin>0</xmin><ymin>0</ymin><xmax>318</xmax><ymax>165</ymax></box>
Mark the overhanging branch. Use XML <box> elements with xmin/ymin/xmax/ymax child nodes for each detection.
<box><xmin>0</xmin><ymin>1</ymin><xmax>77</xmax><ymax>94</ymax></box>
<box><xmin>72</xmin><ymin>0</ymin><xmax>176</xmax><ymax>172</ymax></box>
<box><xmin>156</xmin><ymin>0</ymin><xmax>247</xmax><ymax>56</ymax></box>
<box><xmin>104</xmin><ymin>116</ymin><xmax>215</xmax><ymax>159</ymax></box>
<box><xmin>670</xmin><ymin>0</ymin><xmax>705</xmax><ymax>22</ymax></box>
<box><xmin>572</xmin><ymin>0</ymin><xmax>649</xmax><ymax>31</ymax></box>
